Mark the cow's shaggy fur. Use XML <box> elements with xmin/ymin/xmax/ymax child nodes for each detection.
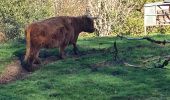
<box><xmin>22</xmin><ymin>15</ymin><xmax>95</xmax><ymax>71</ymax></box>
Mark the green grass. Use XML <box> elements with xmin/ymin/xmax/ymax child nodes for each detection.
<box><xmin>0</xmin><ymin>40</ymin><xmax>25</xmax><ymax>73</ymax></box>
<box><xmin>1</xmin><ymin>34</ymin><xmax>170</xmax><ymax>100</ymax></box>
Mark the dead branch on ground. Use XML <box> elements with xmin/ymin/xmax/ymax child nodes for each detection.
<box><xmin>155</xmin><ymin>58</ymin><xmax>170</xmax><ymax>68</ymax></box>
<box><xmin>124</xmin><ymin>62</ymin><xmax>141</xmax><ymax>68</ymax></box>
<box><xmin>117</xmin><ymin>35</ymin><xmax>170</xmax><ymax>68</ymax></box>
<box><xmin>117</xmin><ymin>35</ymin><xmax>170</xmax><ymax>45</ymax></box>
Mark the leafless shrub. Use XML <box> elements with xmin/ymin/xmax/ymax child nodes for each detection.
<box><xmin>53</xmin><ymin>0</ymin><xmax>87</xmax><ymax>16</ymax></box>
<box><xmin>88</xmin><ymin>0</ymin><xmax>137</xmax><ymax>36</ymax></box>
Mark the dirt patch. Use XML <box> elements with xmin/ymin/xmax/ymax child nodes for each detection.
<box><xmin>0</xmin><ymin>60</ymin><xmax>30</xmax><ymax>84</ymax></box>
<box><xmin>0</xmin><ymin>57</ymin><xmax>60</xmax><ymax>84</ymax></box>
<box><xmin>0</xmin><ymin>51</ymin><xmax>100</xmax><ymax>84</ymax></box>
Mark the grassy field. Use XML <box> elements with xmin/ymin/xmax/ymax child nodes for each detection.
<box><xmin>1</xmin><ymin>34</ymin><xmax>170</xmax><ymax>100</ymax></box>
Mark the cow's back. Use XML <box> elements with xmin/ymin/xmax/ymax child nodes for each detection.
<box><xmin>27</xmin><ymin>16</ymin><xmax>75</xmax><ymax>48</ymax></box>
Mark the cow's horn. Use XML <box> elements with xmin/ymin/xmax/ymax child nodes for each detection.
<box><xmin>91</xmin><ymin>17</ymin><xmax>98</xmax><ymax>19</ymax></box>
<box><xmin>87</xmin><ymin>15</ymin><xmax>98</xmax><ymax>19</ymax></box>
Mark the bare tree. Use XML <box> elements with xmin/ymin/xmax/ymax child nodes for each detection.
<box><xmin>53</xmin><ymin>0</ymin><xmax>87</xmax><ymax>16</ymax></box>
<box><xmin>88</xmin><ymin>0</ymin><xmax>137</xmax><ymax>36</ymax></box>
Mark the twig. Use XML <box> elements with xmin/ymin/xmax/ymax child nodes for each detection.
<box><xmin>113</xmin><ymin>41</ymin><xmax>118</xmax><ymax>61</ymax></box>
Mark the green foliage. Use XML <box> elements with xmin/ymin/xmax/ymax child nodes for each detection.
<box><xmin>0</xmin><ymin>0</ymin><xmax>54</xmax><ymax>40</ymax></box>
<box><xmin>124</xmin><ymin>11</ymin><xmax>144</xmax><ymax>35</ymax></box>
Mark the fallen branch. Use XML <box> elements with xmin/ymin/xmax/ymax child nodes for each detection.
<box><xmin>143</xmin><ymin>37</ymin><xmax>170</xmax><ymax>45</ymax></box>
<box><xmin>142</xmin><ymin>56</ymin><xmax>161</xmax><ymax>63</ymax></box>
<box><xmin>140</xmin><ymin>55</ymin><xmax>170</xmax><ymax>68</ymax></box>
<box><xmin>117</xmin><ymin>35</ymin><xmax>170</xmax><ymax>45</ymax></box>
<box><xmin>124</xmin><ymin>62</ymin><xmax>141</xmax><ymax>68</ymax></box>
<box><xmin>155</xmin><ymin>58</ymin><xmax>170</xmax><ymax>68</ymax></box>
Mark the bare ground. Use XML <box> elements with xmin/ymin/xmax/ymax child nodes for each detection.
<box><xmin>0</xmin><ymin>57</ymin><xmax>60</xmax><ymax>84</ymax></box>
<box><xmin>0</xmin><ymin>60</ymin><xmax>30</xmax><ymax>84</ymax></box>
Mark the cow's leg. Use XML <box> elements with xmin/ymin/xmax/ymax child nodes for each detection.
<box><xmin>24</xmin><ymin>48</ymin><xmax>39</xmax><ymax>71</ymax></box>
<box><xmin>73</xmin><ymin>43</ymin><xmax>79</xmax><ymax>55</ymax></box>
<box><xmin>34</xmin><ymin>50</ymin><xmax>41</xmax><ymax>64</ymax></box>
<box><xmin>59</xmin><ymin>45</ymin><xmax>67</xmax><ymax>59</ymax></box>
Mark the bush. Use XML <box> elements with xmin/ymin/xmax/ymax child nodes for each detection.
<box><xmin>124</xmin><ymin>11</ymin><xmax>144</xmax><ymax>35</ymax></box>
<box><xmin>0</xmin><ymin>0</ymin><xmax>54</xmax><ymax>40</ymax></box>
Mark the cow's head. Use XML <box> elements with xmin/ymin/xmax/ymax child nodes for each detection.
<box><xmin>82</xmin><ymin>15</ymin><xmax>97</xmax><ymax>33</ymax></box>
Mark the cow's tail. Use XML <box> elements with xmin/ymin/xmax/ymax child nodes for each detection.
<box><xmin>21</xmin><ymin>27</ymin><xmax>32</xmax><ymax>71</ymax></box>
<box><xmin>24</xmin><ymin>27</ymin><xmax>31</xmax><ymax>62</ymax></box>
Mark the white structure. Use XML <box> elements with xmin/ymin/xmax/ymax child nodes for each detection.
<box><xmin>165</xmin><ymin>0</ymin><xmax>170</xmax><ymax>2</ymax></box>
<box><xmin>144</xmin><ymin>2</ymin><xmax>170</xmax><ymax>34</ymax></box>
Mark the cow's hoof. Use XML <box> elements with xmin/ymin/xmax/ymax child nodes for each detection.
<box><xmin>74</xmin><ymin>51</ymin><xmax>82</xmax><ymax>57</ymax></box>
<box><xmin>74</xmin><ymin>49</ymin><xmax>81</xmax><ymax>55</ymax></box>
<box><xmin>74</xmin><ymin>49</ymin><xmax>80</xmax><ymax>55</ymax></box>
<box><xmin>23</xmin><ymin>65</ymin><xmax>33</xmax><ymax>72</ymax></box>
<box><xmin>59</xmin><ymin>55</ymin><xmax>66</xmax><ymax>59</ymax></box>
<box><xmin>24</xmin><ymin>66</ymin><xmax>34</xmax><ymax>72</ymax></box>
<box><xmin>21</xmin><ymin>61</ymin><xmax>33</xmax><ymax>72</ymax></box>
<box><xmin>75</xmin><ymin>52</ymin><xmax>81</xmax><ymax>56</ymax></box>
<box><xmin>34</xmin><ymin>59</ymin><xmax>41</xmax><ymax>64</ymax></box>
